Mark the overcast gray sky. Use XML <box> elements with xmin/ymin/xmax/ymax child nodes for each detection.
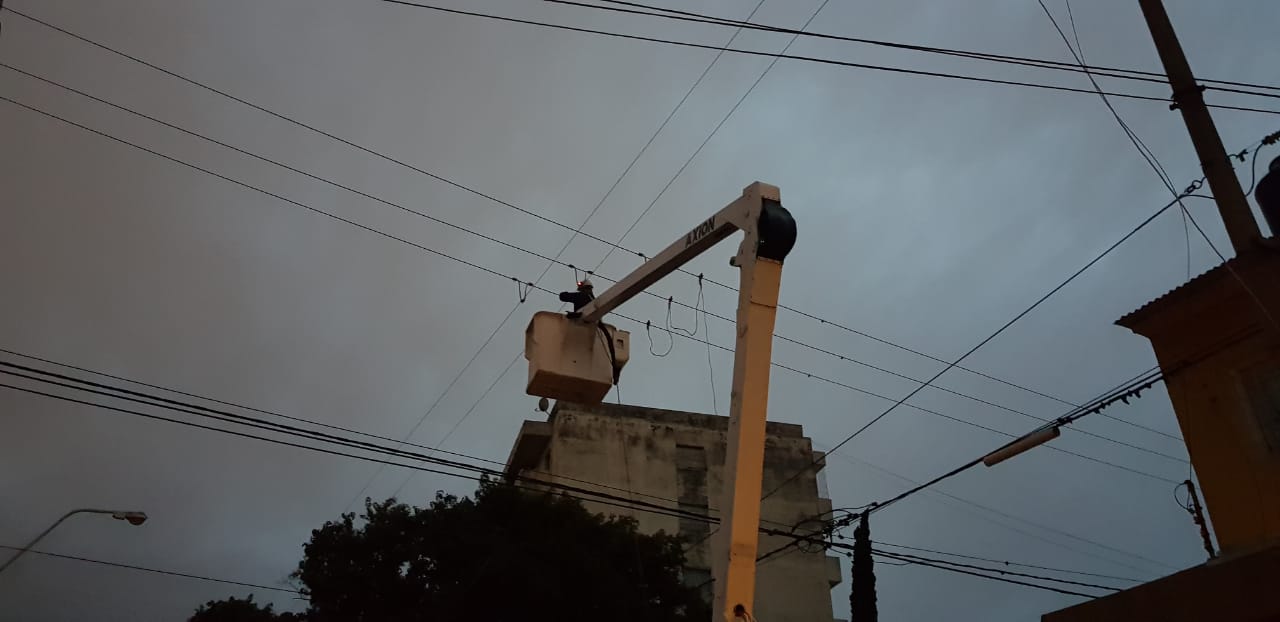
<box><xmin>2</xmin><ymin>0</ymin><xmax>1278</xmax><ymax>620</ymax></box>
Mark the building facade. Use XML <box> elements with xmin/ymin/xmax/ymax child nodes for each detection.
<box><xmin>1046</xmin><ymin>244</ymin><xmax>1280</xmax><ymax>621</ymax></box>
<box><xmin>506</xmin><ymin>401</ymin><xmax>842</xmax><ymax>622</ymax></box>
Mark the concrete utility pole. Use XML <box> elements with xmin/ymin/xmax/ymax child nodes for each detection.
<box><xmin>1137</xmin><ymin>0</ymin><xmax>1262</xmax><ymax>253</ymax></box>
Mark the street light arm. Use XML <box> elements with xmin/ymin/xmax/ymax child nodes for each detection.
<box><xmin>0</xmin><ymin>508</ymin><xmax>146</xmax><ymax>576</ymax></box>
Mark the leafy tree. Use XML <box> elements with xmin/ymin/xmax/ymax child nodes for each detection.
<box><xmin>190</xmin><ymin>594</ymin><xmax>299</xmax><ymax>621</ymax></box>
<box><xmin>190</xmin><ymin>481</ymin><xmax>708</xmax><ymax>621</ymax></box>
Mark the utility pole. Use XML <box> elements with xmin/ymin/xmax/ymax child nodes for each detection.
<box><xmin>1138</xmin><ymin>0</ymin><xmax>1262</xmax><ymax>252</ymax></box>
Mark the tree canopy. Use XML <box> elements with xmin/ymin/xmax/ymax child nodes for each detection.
<box><xmin>190</xmin><ymin>481</ymin><xmax>708</xmax><ymax>621</ymax></box>
<box><xmin>190</xmin><ymin>595</ymin><xmax>300</xmax><ymax>622</ymax></box>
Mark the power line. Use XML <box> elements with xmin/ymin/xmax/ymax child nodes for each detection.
<box><xmin>374</xmin><ymin>0</ymin><xmax>1280</xmax><ymax>116</ymax></box>
<box><xmin>872</xmin><ymin>541</ymin><xmax>1143</xmax><ymax>583</ymax></box>
<box><xmin>1</xmin><ymin>6</ymin><xmax>1120</xmax><ymax>455</ymax></box>
<box><xmin>0</xmin><ymin>365</ymin><xmax>1145</xmax><ymax>600</ymax></box>
<box><xmin>7</xmin><ymin>91</ymin><xmax>1179</xmax><ymax>487</ymax></box>
<box><xmin>589</xmin><ymin>0</ymin><xmax>829</xmax><ymax>270</ymax></box>
<box><xmin>0</xmin><ymin>347</ymin><xmax>690</xmax><ymax>510</ymax></box>
<box><xmin>378</xmin><ymin>0</ymin><xmax>771</xmax><ymax>501</ymax></box>
<box><xmin>0</xmin><ymin>366</ymin><xmax>814</xmax><ymax>545</ymax></box>
<box><xmin>855</xmin><ymin>325</ymin><xmax>1258</xmax><ymax>533</ymax></box>
<box><xmin>21</xmin><ymin>45</ymin><xmax>1179</xmax><ymax>467</ymax></box>
<box><xmin>0</xmin><ymin>96</ymin><xmax>537</xmax><ymax>285</ymax></box>
<box><xmin>0</xmin><ymin>545</ymin><xmax>302</xmax><ymax>595</ymax></box>
<box><xmin>867</xmin><ymin>549</ymin><xmax>1103</xmax><ymax>598</ymax></box>
<box><xmin>0</xmin><ymin>58</ymin><xmax>1188</xmax><ymax>468</ymax></box>
<box><xmin>0</xmin><ymin>4</ymin><xmax>632</xmax><ymax>252</ymax></box>
<box><xmin>0</xmin><ymin>63</ymin><xmax>579</xmax><ymax>274</ymax></box>
<box><xmin>1037</xmin><ymin>0</ymin><xmax>1200</xmax><ymax>286</ymax></box>
<box><xmin>343</xmin><ymin>307</ymin><xmax>519</xmax><ymax>512</ymax></box>
<box><xmin>3</xmin><ymin>58</ymin><xmax>1182</xmax><ymax>460</ymax></box>
<box><xmin>871</xmin><ymin>548</ymin><xmax>1121</xmax><ymax>592</ymax></box>
<box><xmin>0</xmin><ymin>92</ymin><xmax>1181</xmax><ymax>485</ymax></box>
<box><xmin>824</xmin><ymin>449</ymin><xmax>1163</xmax><ymax>575</ymax></box>
<box><xmin>0</xmin><ymin>368</ymin><xmax>710</xmax><ymax>520</ymax></box>
<box><xmin>760</xmin><ymin>186</ymin><xmax>1199</xmax><ymax>500</ymax></box>
<box><xmin>581</xmin><ymin>0</ymin><xmax>828</xmax><ymax>438</ymax></box>
<box><xmin>558</xmin><ymin>0</ymin><xmax>1280</xmax><ymax>97</ymax></box>
<box><xmin>1036</xmin><ymin>2</ymin><xmax>1280</xmax><ymax>334</ymax></box>
<box><xmin>2</xmin><ymin>352</ymin><xmax>1153</xmax><ymax>565</ymax></box>
<box><xmin>667</xmin><ymin>318</ymin><xmax>1178</xmax><ymax>483</ymax></box>
<box><xmin>861</xmin><ymin>369</ymin><xmax>1163</xmax><ymax>521</ymax></box>
<box><xmin>0</xmin><ymin>377</ymin><xmax>1109</xmax><ymax>601</ymax></box>
<box><xmin>0</xmin><ymin>354</ymin><xmax>799</xmax><ymax>539</ymax></box>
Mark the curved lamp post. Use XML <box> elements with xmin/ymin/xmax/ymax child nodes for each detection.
<box><xmin>0</xmin><ymin>508</ymin><xmax>147</xmax><ymax>576</ymax></box>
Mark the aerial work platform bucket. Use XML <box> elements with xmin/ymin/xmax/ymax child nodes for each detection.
<box><xmin>524</xmin><ymin>311</ymin><xmax>630</xmax><ymax>403</ymax></box>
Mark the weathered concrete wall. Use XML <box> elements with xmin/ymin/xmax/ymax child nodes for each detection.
<box><xmin>507</xmin><ymin>401</ymin><xmax>841</xmax><ymax>622</ymax></box>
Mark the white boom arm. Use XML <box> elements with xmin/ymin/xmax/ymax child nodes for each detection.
<box><xmin>529</xmin><ymin>182</ymin><xmax>796</xmax><ymax>621</ymax></box>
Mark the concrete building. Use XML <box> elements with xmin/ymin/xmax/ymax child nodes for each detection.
<box><xmin>506</xmin><ymin>401</ymin><xmax>843</xmax><ymax>622</ymax></box>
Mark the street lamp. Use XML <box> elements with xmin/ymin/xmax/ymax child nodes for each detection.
<box><xmin>0</xmin><ymin>508</ymin><xmax>148</xmax><ymax>576</ymax></box>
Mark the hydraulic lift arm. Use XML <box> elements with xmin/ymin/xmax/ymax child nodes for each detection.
<box><xmin>523</xmin><ymin>182</ymin><xmax>796</xmax><ymax>621</ymax></box>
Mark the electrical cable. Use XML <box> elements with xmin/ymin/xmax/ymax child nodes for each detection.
<box><xmin>1243</xmin><ymin>132</ymin><xmax>1280</xmax><ymax>196</ymax></box>
<box><xmin>1</xmin><ymin>366</ymin><xmax>1153</xmax><ymax>600</ymax></box>
<box><xmin>1180</xmin><ymin>206</ymin><xmax>1280</xmax><ymax>332</ymax></box>
<box><xmin>1</xmin><ymin>59</ymin><xmax>1186</xmax><ymax>457</ymax></box>
<box><xmin>872</xmin><ymin>548</ymin><xmax>1121</xmax><ymax>592</ymax></box>
<box><xmin>769</xmin><ymin>326</ymin><xmax>1186</xmax><ymax>449</ymax></box>
<box><xmin>1038</xmin><ymin>3</ymin><xmax>1280</xmax><ymax>334</ymax></box>
<box><xmin>0</xmin><ymin>93</ymin><xmax>1184</xmax><ymax>487</ymax></box>
<box><xmin>0</xmin><ymin>369</ymin><xmax>736</xmax><ymax>528</ymax></box>
<box><xmin>690</xmin><ymin>363</ymin><xmax>1180</xmax><ymax>571</ymax></box>
<box><xmin>0</xmin><ymin>350</ymin><xmax>811</xmax><ymax>534</ymax></box>
<box><xmin>0</xmin><ymin>6</ymin><xmax>1127</xmax><ymax>455</ymax></box>
<box><xmin>0</xmin><ymin>369</ymin><xmax>808</xmax><ymax>546</ymax></box>
<box><xmin>375</xmin><ymin>0</ymin><xmax>1280</xmax><ymax>116</ymax></box>
<box><xmin>555</xmin><ymin>0</ymin><xmax>1189</xmax><ymax>457</ymax></box>
<box><xmin>853</xmin><ymin>369</ymin><xmax>1173</xmax><ymax>520</ymax></box>
<box><xmin>339</xmin><ymin>306</ymin><xmax>521</xmax><ymax>512</ymax></box>
<box><xmin>868</xmin><ymin>549</ymin><xmax>1103</xmax><ymax>598</ymax></box>
<box><xmin>0</xmin><ymin>346</ymin><xmax>507</xmax><ymax>469</ymax></box>
<box><xmin>853</xmin><ymin>325</ymin><xmax>1257</xmax><ymax>543</ymax></box>
<box><xmin>645</xmin><ymin>319</ymin><xmax>674</xmax><ymax>357</ymax></box>
<box><xmin>5</xmin><ymin>352</ymin><xmax>1147</xmax><ymax>566</ymax></box>
<box><xmin>384</xmin><ymin>352</ymin><xmax>523</xmax><ymax>501</ymax></box>
<box><xmin>872</xmin><ymin>541</ymin><xmax>1142</xmax><ymax>583</ymax></box>
<box><xmin>0</xmin><ymin>55</ymin><xmax>660</xmax><ymax>509</ymax></box>
<box><xmin>378</xmin><ymin>0</ymin><xmax>770</xmax><ymax>501</ymax></box>
<box><xmin>0</xmin><ymin>95</ymin><xmax>530</xmax><ymax>285</ymax></box>
<box><xmin>665</xmin><ymin>296</ymin><xmax>698</xmax><ymax>338</ymax></box>
<box><xmin>0</xmin><ymin>545</ymin><xmax>302</xmax><ymax>595</ymax></box>
<box><xmin>555</xmin><ymin>0</ymin><xmax>1280</xmax><ymax>97</ymax></box>
<box><xmin>1038</xmin><ymin>0</ymin><xmax>1194</xmax><ymax>275</ymax></box>
<box><xmin>1050</xmin><ymin>0</ymin><xmax>1192</xmax><ymax>280</ymax></box>
<box><xmin>760</xmin><ymin>177</ymin><xmax>1212</xmax><ymax>501</ymax></box>
<box><xmin>823</xmin><ymin>450</ymin><xmax>1161</xmax><ymax>576</ymax></box>
<box><xmin>588</xmin><ymin>0</ymin><xmax>831</xmax><ymax>270</ymax></box>
<box><xmin>626</xmin><ymin>310</ymin><xmax>1178</xmax><ymax>483</ymax></box>
<box><xmin>0</xmin><ymin>56</ymin><xmax>586</xmax><ymax>517</ymax></box>
<box><xmin>0</xmin><ymin>6</ymin><xmax>633</xmax><ymax>255</ymax></box>
<box><xmin>754</xmin><ymin>540</ymin><xmax>800</xmax><ymax>564</ymax></box>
